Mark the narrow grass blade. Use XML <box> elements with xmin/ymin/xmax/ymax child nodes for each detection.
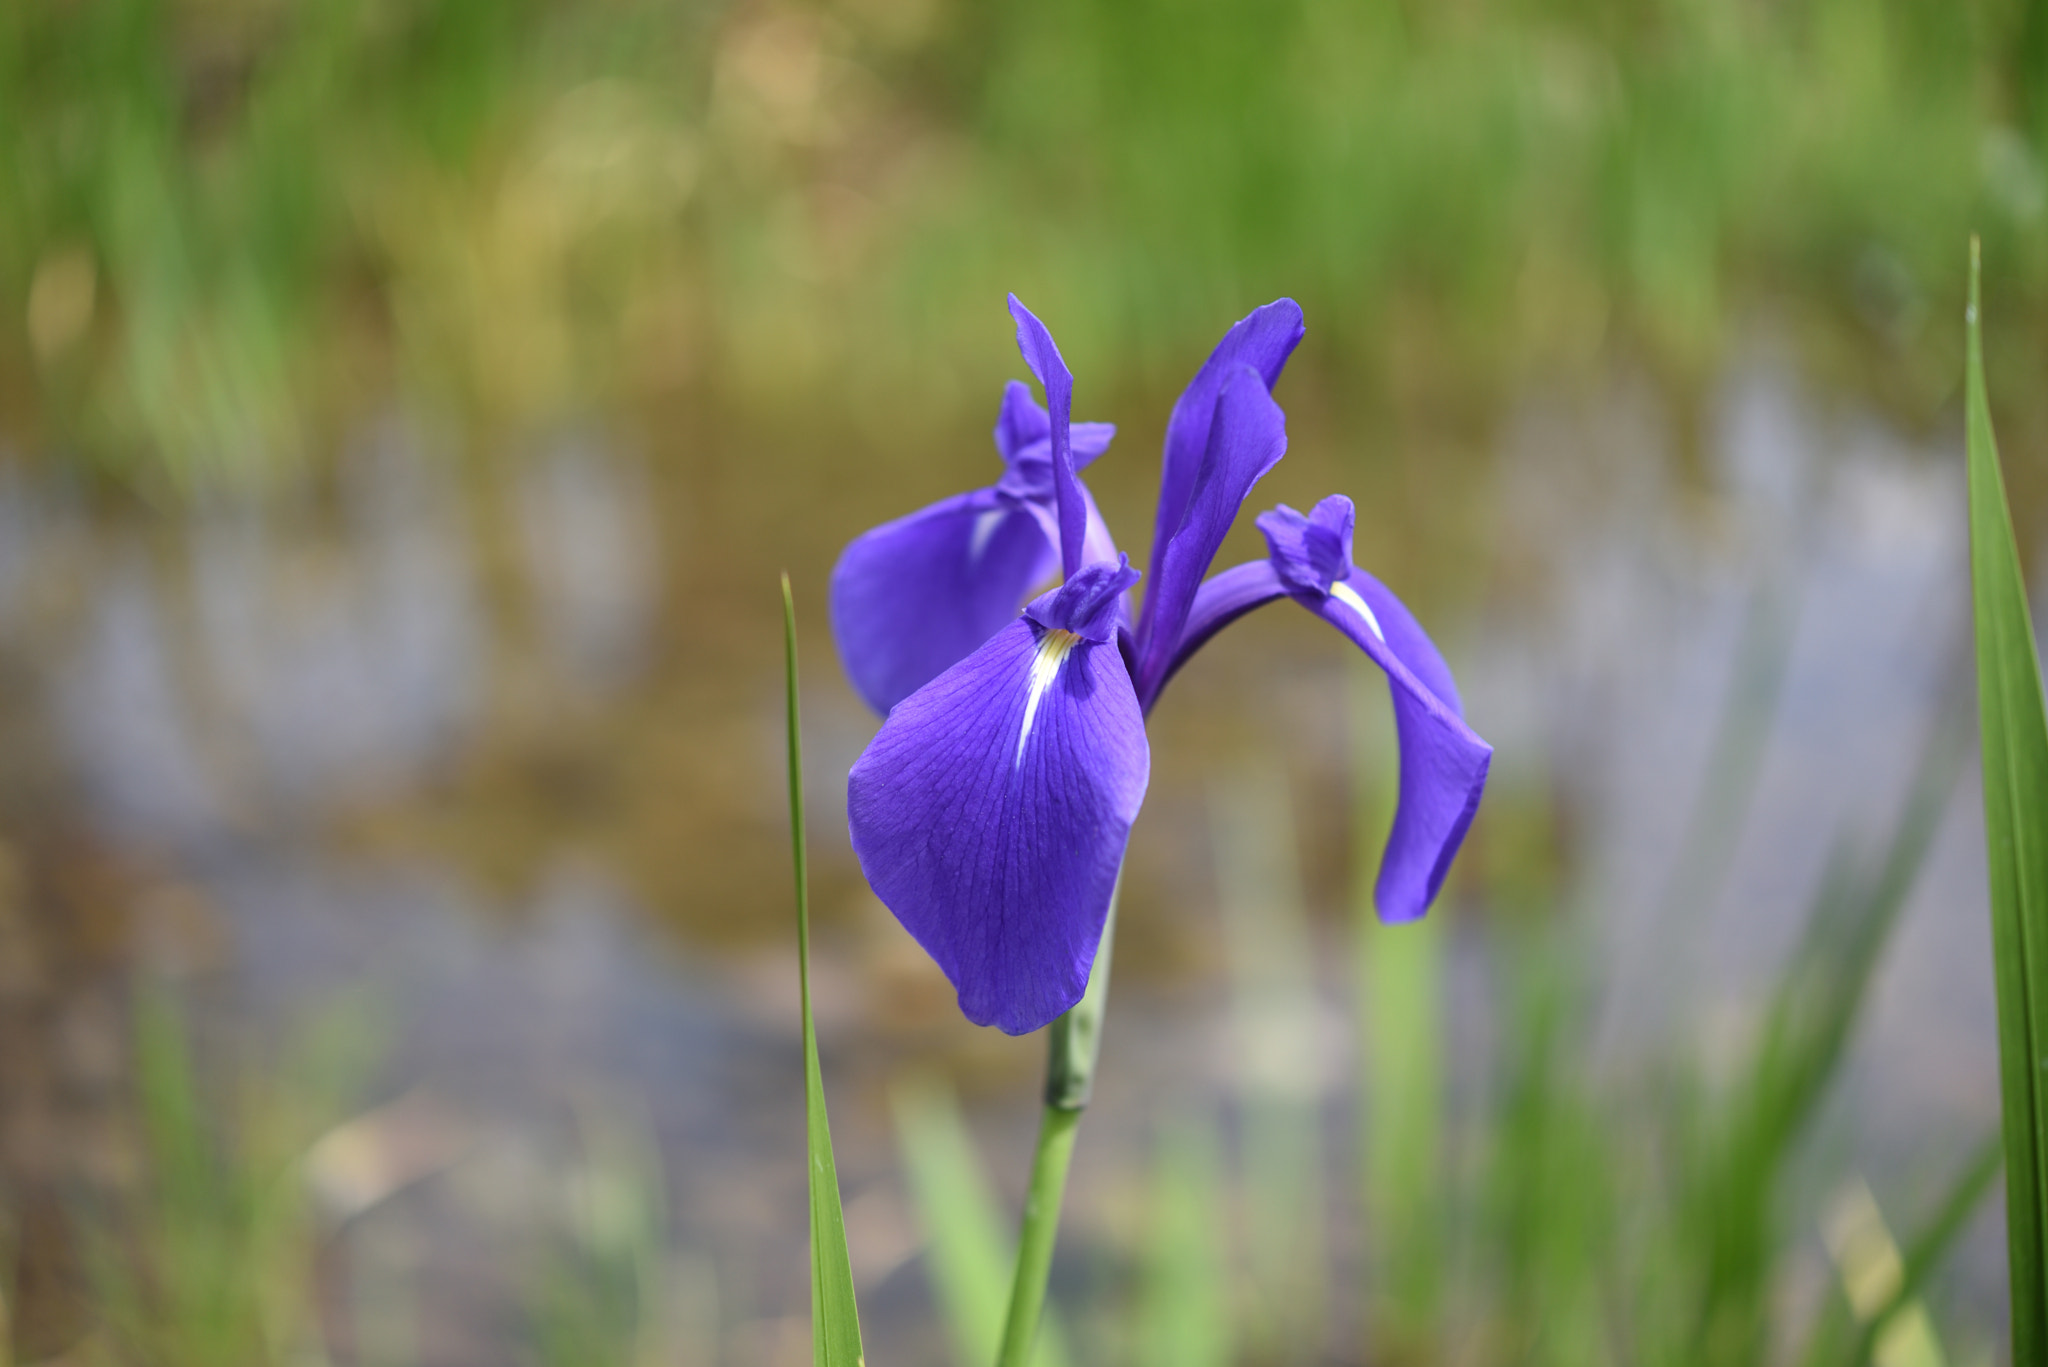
<box><xmin>783</xmin><ymin>572</ymin><xmax>866</xmax><ymax>1367</ymax></box>
<box><xmin>890</xmin><ymin>1079</ymin><xmax>1070</xmax><ymax>1367</ymax></box>
<box><xmin>1963</xmin><ymin>238</ymin><xmax>2048</xmax><ymax>1359</ymax></box>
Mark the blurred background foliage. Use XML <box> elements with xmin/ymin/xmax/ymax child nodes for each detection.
<box><xmin>2</xmin><ymin>0</ymin><xmax>2046</xmax><ymax>486</ymax></box>
<box><xmin>0</xmin><ymin>0</ymin><xmax>2034</xmax><ymax>1361</ymax></box>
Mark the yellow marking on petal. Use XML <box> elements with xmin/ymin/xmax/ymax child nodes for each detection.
<box><xmin>1016</xmin><ymin>628</ymin><xmax>1081</xmax><ymax>768</ymax></box>
<box><xmin>1330</xmin><ymin>581</ymin><xmax>1386</xmax><ymax>644</ymax></box>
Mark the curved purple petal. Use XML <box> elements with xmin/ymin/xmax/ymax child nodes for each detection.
<box><xmin>1143</xmin><ymin>513</ymin><xmax>1490</xmax><ymax>917</ymax></box>
<box><xmin>1007</xmin><ymin>296</ymin><xmax>1086</xmax><ymax>577</ymax></box>
<box><xmin>830</xmin><ymin>491</ymin><xmax>1055</xmax><ymax>714</ymax></box>
<box><xmin>847</xmin><ymin>613</ymin><xmax>1149</xmax><ymax>1034</ymax></box>
<box><xmin>1340</xmin><ymin>565</ymin><xmax>1465</xmax><ymax>717</ymax></box>
<box><xmin>1132</xmin><ymin>365</ymin><xmax>1289</xmax><ymax>700</ymax></box>
<box><xmin>1308</xmin><ymin>574</ymin><xmax>1489</xmax><ymax>921</ymax></box>
<box><xmin>1140</xmin><ymin>300</ymin><xmax>1305</xmax><ymax>642</ymax></box>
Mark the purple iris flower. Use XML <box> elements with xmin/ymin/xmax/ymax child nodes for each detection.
<box><xmin>833</xmin><ymin>296</ymin><xmax>1491</xmax><ymax>1035</ymax></box>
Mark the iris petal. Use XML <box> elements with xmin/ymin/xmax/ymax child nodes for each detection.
<box><xmin>848</xmin><ymin>617</ymin><xmax>1150</xmax><ymax>1034</ymax></box>
<box><xmin>1142</xmin><ymin>551</ymin><xmax>1489</xmax><ymax>920</ymax></box>
<box><xmin>1140</xmin><ymin>299</ymin><xmax>1304</xmax><ymax>645</ymax></box>
<box><xmin>1007</xmin><ymin>297</ymin><xmax>1088</xmax><ymax>576</ymax></box>
<box><xmin>1133</xmin><ymin>364</ymin><xmax>1289</xmax><ymax>700</ymax></box>
<box><xmin>1308</xmin><ymin>570</ymin><xmax>1489</xmax><ymax>920</ymax></box>
<box><xmin>830</xmin><ymin>491</ymin><xmax>1055</xmax><ymax>714</ymax></box>
<box><xmin>1333</xmin><ymin>565</ymin><xmax>1464</xmax><ymax>717</ymax></box>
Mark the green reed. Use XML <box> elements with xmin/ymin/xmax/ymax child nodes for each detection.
<box><xmin>1963</xmin><ymin>237</ymin><xmax>2048</xmax><ymax>1359</ymax></box>
<box><xmin>783</xmin><ymin>573</ymin><xmax>865</xmax><ymax>1367</ymax></box>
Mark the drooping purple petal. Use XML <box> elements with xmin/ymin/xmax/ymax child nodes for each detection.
<box><xmin>1336</xmin><ymin>563</ymin><xmax>1465</xmax><ymax>717</ymax></box>
<box><xmin>1141</xmin><ymin>299</ymin><xmax>1305</xmax><ymax>638</ymax></box>
<box><xmin>1144</xmin><ymin>495</ymin><xmax>1491</xmax><ymax>920</ymax></box>
<box><xmin>847</xmin><ymin>561</ymin><xmax>1150</xmax><ymax>1034</ymax></box>
<box><xmin>1308</xmin><ymin>577</ymin><xmax>1489</xmax><ymax>921</ymax></box>
<box><xmin>1008</xmin><ymin>297</ymin><xmax>1087</xmax><ymax>576</ymax></box>
<box><xmin>1132</xmin><ymin>364</ymin><xmax>1289</xmax><ymax>700</ymax></box>
<box><xmin>1254</xmin><ymin>497</ymin><xmax>1486</xmax><ymax>914</ymax></box>
<box><xmin>830</xmin><ymin>491</ymin><xmax>1055</xmax><ymax>714</ymax></box>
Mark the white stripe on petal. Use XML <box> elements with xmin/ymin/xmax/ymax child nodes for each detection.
<box><xmin>1329</xmin><ymin>581</ymin><xmax>1386</xmax><ymax>644</ymax></box>
<box><xmin>968</xmin><ymin>508</ymin><xmax>1009</xmax><ymax>563</ymax></box>
<box><xmin>1016</xmin><ymin>628</ymin><xmax>1081</xmax><ymax>768</ymax></box>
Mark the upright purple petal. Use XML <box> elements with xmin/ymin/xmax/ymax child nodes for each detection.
<box><xmin>1141</xmin><ymin>299</ymin><xmax>1305</xmax><ymax>640</ymax></box>
<box><xmin>831</xmin><ymin>491</ymin><xmax>1055</xmax><ymax>714</ymax></box>
<box><xmin>847</xmin><ymin>580</ymin><xmax>1149</xmax><ymax>1034</ymax></box>
<box><xmin>1132</xmin><ymin>364</ymin><xmax>1289</xmax><ymax>700</ymax></box>
<box><xmin>1007</xmin><ymin>296</ymin><xmax>1087</xmax><ymax>576</ymax></box>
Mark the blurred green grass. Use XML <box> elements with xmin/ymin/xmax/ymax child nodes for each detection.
<box><xmin>2</xmin><ymin>0</ymin><xmax>2045</xmax><ymax>485</ymax></box>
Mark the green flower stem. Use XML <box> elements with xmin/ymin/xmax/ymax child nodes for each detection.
<box><xmin>995</xmin><ymin>883</ymin><xmax>1120</xmax><ymax>1367</ymax></box>
<box><xmin>994</xmin><ymin>1104</ymin><xmax>1082</xmax><ymax>1367</ymax></box>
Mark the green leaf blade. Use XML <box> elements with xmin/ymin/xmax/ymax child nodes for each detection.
<box><xmin>783</xmin><ymin>573</ymin><xmax>866</xmax><ymax>1367</ymax></box>
<box><xmin>1963</xmin><ymin>240</ymin><xmax>2048</xmax><ymax>1360</ymax></box>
